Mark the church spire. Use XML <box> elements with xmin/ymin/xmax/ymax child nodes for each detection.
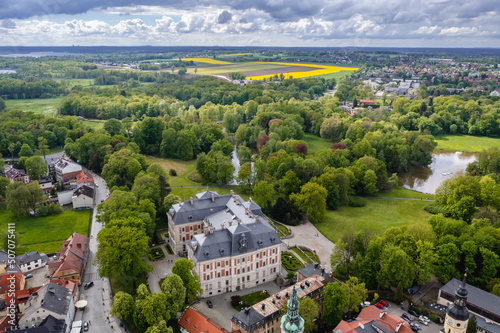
<box><xmin>443</xmin><ymin>272</ymin><xmax>470</xmax><ymax>333</ymax></box>
<box><xmin>281</xmin><ymin>287</ymin><xmax>305</xmax><ymax>333</ymax></box>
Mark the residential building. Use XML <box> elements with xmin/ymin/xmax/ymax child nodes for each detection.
<box><xmin>3</xmin><ymin>286</ymin><xmax>42</xmax><ymax>314</ymax></box>
<box><xmin>183</xmin><ymin>191</ymin><xmax>282</xmax><ymax>297</ymax></box>
<box><xmin>297</xmin><ymin>264</ymin><xmax>338</xmax><ymax>285</ymax></box>
<box><xmin>231</xmin><ymin>275</ymin><xmax>325</xmax><ymax>333</ymax></box>
<box><xmin>50</xmin><ymin>279</ymin><xmax>79</xmax><ymax>302</ymax></box>
<box><xmin>179</xmin><ymin>307</ymin><xmax>230</xmax><ymax>333</ymax></box>
<box><xmin>0</xmin><ymin>272</ymin><xmax>25</xmax><ymax>299</ymax></box>
<box><xmin>10</xmin><ymin>314</ymin><xmax>66</xmax><ymax>333</ymax></box>
<box><xmin>49</xmin><ymin>233</ymin><xmax>89</xmax><ymax>284</ymax></box>
<box><xmin>4</xmin><ymin>168</ymin><xmax>29</xmax><ymax>184</ymax></box>
<box><xmin>15</xmin><ymin>251</ymin><xmax>48</xmax><ymax>273</ymax></box>
<box><xmin>0</xmin><ymin>250</ymin><xmax>22</xmax><ymax>274</ymax></box>
<box><xmin>334</xmin><ymin>306</ymin><xmax>413</xmax><ymax>333</ymax></box>
<box><xmin>45</xmin><ymin>157</ymin><xmax>60</xmax><ymax>175</ymax></box>
<box><xmin>438</xmin><ymin>277</ymin><xmax>500</xmax><ymax>332</ymax></box>
<box><xmin>54</xmin><ymin>159</ymin><xmax>82</xmax><ymax>182</ymax></box>
<box><xmin>75</xmin><ymin>171</ymin><xmax>94</xmax><ymax>188</ymax></box>
<box><xmin>71</xmin><ymin>185</ymin><xmax>94</xmax><ymax>210</ymax></box>
<box><xmin>490</xmin><ymin>89</ymin><xmax>500</xmax><ymax>97</ymax></box>
<box><xmin>18</xmin><ymin>282</ymin><xmax>74</xmax><ymax>332</ymax></box>
<box><xmin>37</xmin><ymin>179</ymin><xmax>54</xmax><ymax>194</ymax></box>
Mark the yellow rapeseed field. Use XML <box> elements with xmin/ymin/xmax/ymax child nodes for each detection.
<box><xmin>245</xmin><ymin>62</ymin><xmax>358</xmax><ymax>80</ymax></box>
<box><xmin>178</xmin><ymin>58</ymin><xmax>233</xmax><ymax>65</ymax></box>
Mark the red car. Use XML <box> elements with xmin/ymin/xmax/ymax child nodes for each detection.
<box><xmin>375</xmin><ymin>303</ymin><xmax>384</xmax><ymax>309</ymax></box>
<box><xmin>379</xmin><ymin>300</ymin><xmax>389</xmax><ymax>307</ymax></box>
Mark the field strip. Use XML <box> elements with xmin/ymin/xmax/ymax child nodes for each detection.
<box><xmin>178</xmin><ymin>58</ymin><xmax>233</xmax><ymax>65</ymax></box>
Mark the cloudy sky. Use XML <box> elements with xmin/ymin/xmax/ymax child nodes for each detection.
<box><xmin>0</xmin><ymin>0</ymin><xmax>498</xmax><ymax>47</ymax></box>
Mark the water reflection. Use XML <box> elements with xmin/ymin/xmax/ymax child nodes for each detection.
<box><xmin>398</xmin><ymin>150</ymin><xmax>478</xmax><ymax>194</ymax></box>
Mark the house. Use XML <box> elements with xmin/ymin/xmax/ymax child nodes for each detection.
<box><xmin>0</xmin><ymin>272</ymin><xmax>25</xmax><ymax>299</ymax></box>
<box><xmin>54</xmin><ymin>159</ymin><xmax>82</xmax><ymax>182</ymax></box>
<box><xmin>3</xmin><ymin>286</ymin><xmax>42</xmax><ymax>314</ymax></box>
<box><xmin>15</xmin><ymin>251</ymin><xmax>48</xmax><ymax>273</ymax></box>
<box><xmin>297</xmin><ymin>263</ymin><xmax>338</xmax><ymax>285</ymax></box>
<box><xmin>75</xmin><ymin>171</ymin><xmax>94</xmax><ymax>188</ymax></box>
<box><xmin>57</xmin><ymin>190</ymin><xmax>74</xmax><ymax>206</ymax></box>
<box><xmin>182</xmin><ymin>191</ymin><xmax>282</xmax><ymax>297</ymax></box>
<box><xmin>179</xmin><ymin>307</ymin><xmax>230</xmax><ymax>333</ymax></box>
<box><xmin>49</xmin><ymin>233</ymin><xmax>89</xmax><ymax>284</ymax></box>
<box><xmin>438</xmin><ymin>278</ymin><xmax>500</xmax><ymax>329</ymax></box>
<box><xmin>359</xmin><ymin>99</ymin><xmax>377</xmax><ymax>106</ymax></box>
<box><xmin>334</xmin><ymin>306</ymin><xmax>413</xmax><ymax>333</ymax></box>
<box><xmin>4</xmin><ymin>168</ymin><xmax>29</xmax><ymax>184</ymax></box>
<box><xmin>0</xmin><ymin>250</ymin><xmax>22</xmax><ymax>274</ymax></box>
<box><xmin>50</xmin><ymin>279</ymin><xmax>79</xmax><ymax>302</ymax></box>
<box><xmin>231</xmin><ymin>275</ymin><xmax>326</xmax><ymax>333</ymax></box>
<box><xmin>45</xmin><ymin>157</ymin><xmax>60</xmax><ymax>175</ymax></box>
<box><xmin>37</xmin><ymin>179</ymin><xmax>54</xmax><ymax>194</ymax></box>
<box><xmin>18</xmin><ymin>282</ymin><xmax>74</xmax><ymax>332</ymax></box>
<box><xmin>490</xmin><ymin>89</ymin><xmax>500</xmax><ymax>97</ymax></box>
<box><xmin>10</xmin><ymin>314</ymin><xmax>66</xmax><ymax>333</ymax></box>
<box><xmin>71</xmin><ymin>185</ymin><xmax>94</xmax><ymax>210</ymax></box>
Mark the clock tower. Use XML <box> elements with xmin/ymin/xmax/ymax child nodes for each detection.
<box><xmin>443</xmin><ymin>274</ymin><xmax>470</xmax><ymax>333</ymax></box>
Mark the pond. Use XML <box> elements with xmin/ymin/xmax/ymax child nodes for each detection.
<box><xmin>398</xmin><ymin>150</ymin><xmax>478</xmax><ymax>194</ymax></box>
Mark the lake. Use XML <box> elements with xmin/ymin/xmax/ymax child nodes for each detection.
<box><xmin>398</xmin><ymin>150</ymin><xmax>478</xmax><ymax>194</ymax></box>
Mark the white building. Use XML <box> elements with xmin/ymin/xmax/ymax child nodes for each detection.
<box><xmin>54</xmin><ymin>159</ymin><xmax>82</xmax><ymax>182</ymax></box>
<box><xmin>177</xmin><ymin>191</ymin><xmax>282</xmax><ymax>298</ymax></box>
<box><xmin>72</xmin><ymin>185</ymin><xmax>94</xmax><ymax>210</ymax></box>
<box><xmin>15</xmin><ymin>251</ymin><xmax>48</xmax><ymax>273</ymax></box>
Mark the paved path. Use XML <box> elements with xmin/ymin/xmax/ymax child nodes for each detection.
<box><xmin>283</xmin><ymin>217</ymin><xmax>336</xmax><ymax>272</ymax></box>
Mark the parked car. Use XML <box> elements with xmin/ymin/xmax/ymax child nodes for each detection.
<box><xmin>410</xmin><ymin>323</ymin><xmax>420</xmax><ymax>332</ymax></box>
<box><xmin>25</xmin><ymin>274</ymin><xmax>33</xmax><ymax>279</ymax></box>
<box><xmin>402</xmin><ymin>313</ymin><xmax>412</xmax><ymax>323</ymax></box>
<box><xmin>418</xmin><ymin>317</ymin><xmax>429</xmax><ymax>325</ymax></box>
<box><xmin>379</xmin><ymin>300</ymin><xmax>389</xmax><ymax>307</ymax></box>
<box><xmin>83</xmin><ymin>321</ymin><xmax>89</xmax><ymax>331</ymax></box>
<box><xmin>375</xmin><ymin>303</ymin><xmax>384</xmax><ymax>309</ymax></box>
<box><xmin>419</xmin><ymin>315</ymin><xmax>430</xmax><ymax>323</ymax></box>
<box><xmin>360</xmin><ymin>301</ymin><xmax>371</xmax><ymax>307</ymax></box>
<box><xmin>206</xmin><ymin>300</ymin><xmax>213</xmax><ymax>308</ymax></box>
<box><xmin>408</xmin><ymin>309</ymin><xmax>418</xmax><ymax>317</ymax></box>
<box><xmin>84</xmin><ymin>281</ymin><xmax>94</xmax><ymax>290</ymax></box>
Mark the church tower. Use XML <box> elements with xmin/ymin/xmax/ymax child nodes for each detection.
<box><xmin>443</xmin><ymin>274</ymin><xmax>470</xmax><ymax>333</ymax></box>
<box><xmin>281</xmin><ymin>286</ymin><xmax>305</xmax><ymax>333</ymax></box>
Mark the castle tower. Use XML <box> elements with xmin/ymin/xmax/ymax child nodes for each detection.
<box><xmin>443</xmin><ymin>274</ymin><xmax>470</xmax><ymax>333</ymax></box>
<box><xmin>281</xmin><ymin>286</ymin><xmax>305</xmax><ymax>333</ymax></box>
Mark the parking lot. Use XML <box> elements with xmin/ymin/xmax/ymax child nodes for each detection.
<box><xmin>384</xmin><ymin>302</ymin><xmax>443</xmax><ymax>333</ymax></box>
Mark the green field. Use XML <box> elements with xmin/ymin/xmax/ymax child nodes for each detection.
<box><xmin>171</xmin><ymin>187</ymin><xmax>249</xmax><ymax>202</ymax></box>
<box><xmin>191</xmin><ymin>63</ymin><xmax>287</xmax><ymax>75</ymax></box>
<box><xmin>145</xmin><ymin>156</ymin><xmax>198</xmax><ymax>187</ymax></box>
<box><xmin>314</xmin><ymin>70</ymin><xmax>355</xmax><ymax>80</ymax></box>
<box><xmin>81</xmin><ymin>119</ymin><xmax>105</xmax><ymax>130</ymax></box>
<box><xmin>5</xmin><ymin>97</ymin><xmax>65</xmax><ymax>116</ymax></box>
<box><xmin>303</xmin><ymin>133</ymin><xmax>332</xmax><ymax>152</ymax></box>
<box><xmin>315</xmin><ymin>198</ymin><xmax>432</xmax><ymax>243</ymax></box>
<box><xmin>0</xmin><ymin>209</ymin><xmax>91</xmax><ymax>255</ymax></box>
<box><xmin>434</xmin><ymin>134</ymin><xmax>500</xmax><ymax>152</ymax></box>
<box><xmin>57</xmin><ymin>79</ymin><xmax>94</xmax><ymax>88</ymax></box>
<box><xmin>375</xmin><ymin>187</ymin><xmax>434</xmax><ymax>200</ymax></box>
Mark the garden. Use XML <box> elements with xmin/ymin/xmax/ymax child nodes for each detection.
<box><xmin>281</xmin><ymin>252</ymin><xmax>304</xmax><ymax>273</ymax></box>
<box><xmin>231</xmin><ymin>290</ymin><xmax>271</xmax><ymax>311</ymax></box>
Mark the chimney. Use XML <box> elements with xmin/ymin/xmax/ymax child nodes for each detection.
<box><xmin>204</xmin><ymin>229</ymin><xmax>208</xmax><ymax>236</ymax></box>
<box><xmin>190</xmin><ymin>197</ymin><xmax>194</xmax><ymax>205</ymax></box>
<box><xmin>229</xmin><ymin>220</ymin><xmax>233</xmax><ymax>227</ymax></box>
<box><xmin>221</xmin><ymin>223</ymin><xmax>225</xmax><ymax>230</ymax></box>
<box><xmin>255</xmin><ymin>215</ymin><xmax>259</xmax><ymax>222</ymax></box>
<box><xmin>178</xmin><ymin>198</ymin><xmax>182</xmax><ymax>205</ymax></box>
<box><xmin>245</xmin><ymin>207</ymin><xmax>248</xmax><ymax>215</ymax></box>
<box><xmin>231</xmin><ymin>190</ymin><xmax>235</xmax><ymax>198</ymax></box>
<box><xmin>209</xmin><ymin>227</ymin><xmax>214</xmax><ymax>234</ymax></box>
<box><xmin>211</xmin><ymin>194</ymin><xmax>215</xmax><ymax>202</ymax></box>
<box><xmin>249</xmin><ymin>197</ymin><xmax>252</xmax><ymax>202</ymax></box>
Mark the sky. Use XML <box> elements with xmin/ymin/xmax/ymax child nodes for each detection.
<box><xmin>0</xmin><ymin>0</ymin><xmax>498</xmax><ymax>48</ymax></box>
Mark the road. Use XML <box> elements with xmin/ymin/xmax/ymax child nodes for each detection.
<box><xmin>74</xmin><ymin>172</ymin><xmax>126</xmax><ymax>333</ymax></box>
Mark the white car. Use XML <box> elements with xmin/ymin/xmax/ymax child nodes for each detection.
<box><xmin>418</xmin><ymin>316</ymin><xmax>430</xmax><ymax>325</ymax></box>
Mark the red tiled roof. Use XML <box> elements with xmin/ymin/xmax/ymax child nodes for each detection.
<box><xmin>179</xmin><ymin>307</ymin><xmax>230</xmax><ymax>333</ymax></box>
<box><xmin>76</xmin><ymin>171</ymin><xmax>94</xmax><ymax>185</ymax></box>
<box><xmin>335</xmin><ymin>306</ymin><xmax>413</xmax><ymax>333</ymax></box>
<box><xmin>4</xmin><ymin>286</ymin><xmax>42</xmax><ymax>306</ymax></box>
<box><xmin>52</xmin><ymin>233</ymin><xmax>89</xmax><ymax>278</ymax></box>
<box><xmin>359</xmin><ymin>99</ymin><xmax>377</xmax><ymax>104</ymax></box>
<box><xmin>50</xmin><ymin>278</ymin><xmax>78</xmax><ymax>299</ymax></box>
<box><xmin>0</xmin><ymin>272</ymin><xmax>24</xmax><ymax>295</ymax></box>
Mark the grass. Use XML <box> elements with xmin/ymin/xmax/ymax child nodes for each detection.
<box><xmin>57</xmin><ymin>78</ymin><xmax>94</xmax><ymax>88</ymax></box>
<box><xmin>303</xmin><ymin>133</ymin><xmax>332</xmax><ymax>152</ymax></box>
<box><xmin>171</xmin><ymin>187</ymin><xmax>249</xmax><ymax>202</ymax></box>
<box><xmin>281</xmin><ymin>252</ymin><xmax>304</xmax><ymax>273</ymax></box>
<box><xmin>315</xmin><ymin>199</ymin><xmax>433</xmax><ymax>243</ymax></box>
<box><xmin>303</xmin><ymin>249</ymin><xmax>319</xmax><ymax>263</ymax></box>
<box><xmin>145</xmin><ymin>156</ymin><xmax>198</xmax><ymax>187</ymax></box>
<box><xmin>148</xmin><ymin>248</ymin><xmax>165</xmax><ymax>261</ymax></box>
<box><xmin>110</xmin><ymin>274</ymin><xmax>147</xmax><ymax>296</ymax></box>
<box><xmin>234</xmin><ymin>291</ymin><xmax>270</xmax><ymax>311</ymax></box>
<box><xmin>5</xmin><ymin>97</ymin><xmax>65</xmax><ymax>116</ymax></box>
<box><xmin>0</xmin><ymin>209</ymin><xmax>90</xmax><ymax>255</ymax></box>
<box><xmin>291</xmin><ymin>247</ymin><xmax>312</xmax><ymax>264</ymax></box>
<box><xmin>434</xmin><ymin>134</ymin><xmax>500</xmax><ymax>152</ymax></box>
<box><xmin>81</xmin><ymin>119</ymin><xmax>105</xmax><ymax>130</ymax></box>
<box><xmin>165</xmin><ymin>244</ymin><xmax>174</xmax><ymax>255</ymax></box>
<box><xmin>314</xmin><ymin>70</ymin><xmax>355</xmax><ymax>80</ymax></box>
<box><xmin>375</xmin><ymin>187</ymin><xmax>434</xmax><ymax>200</ymax></box>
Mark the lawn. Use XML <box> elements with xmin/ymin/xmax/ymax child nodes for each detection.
<box><xmin>145</xmin><ymin>156</ymin><xmax>198</xmax><ymax>187</ymax></box>
<box><xmin>57</xmin><ymin>78</ymin><xmax>94</xmax><ymax>88</ymax></box>
<box><xmin>171</xmin><ymin>187</ymin><xmax>249</xmax><ymax>202</ymax></box>
<box><xmin>302</xmin><ymin>249</ymin><xmax>319</xmax><ymax>263</ymax></box>
<box><xmin>234</xmin><ymin>290</ymin><xmax>270</xmax><ymax>311</ymax></box>
<box><xmin>0</xmin><ymin>209</ymin><xmax>91</xmax><ymax>255</ymax></box>
<box><xmin>5</xmin><ymin>97</ymin><xmax>65</xmax><ymax>116</ymax></box>
<box><xmin>81</xmin><ymin>119</ymin><xmax>105</xmax><ymax>130</ymax></box>
<box><xmin>291</xmin><ymin>247</ymin><xmax>312</xmax><ymax>264</ymax></box>
<box><xmin>375</xmin><ymin>187</ymin><xmax>434</xmax><ymax>200</ymax></box>
<box><xmin>303</xmin><ymin>133</ymin><xmax>332</xmax><ymax>152</ymax></box>
<box><xmin>434</xmin><ymin>134</ymin><xmax>500</xmax><ymax>152</ymax></box>
<box><xmin>281</xmin><ymin>252</ymin><xmax>304</xmax><ymax>273</ymax></box>
<box><xmin>316</xmin><ymin>198</ymin><xmax>432</xmax><ymax>243</ymax></box>
<box><xmin>314</xmin><ymin>70</ymin><xmax>357</xmax><ymax>80</ymax></box>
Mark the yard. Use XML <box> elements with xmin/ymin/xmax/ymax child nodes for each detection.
<box><xmin>434</xmin><ymin>134</ymin><xmax>500</xmax><ymax>152</ymax></box>
<box><xmin>315</xmin><ymin>198</ymin><xmax>433</xmax><ymax>243</ymax></box>
<box><xmin>0</xmin><ymin>209</ymin><xmax>91</xmax><ymax>255</ymax></box>
<box><xmin>145</xmin><ymin>156</ymin><xmax>198</xmax><ymax>187</ymax></box>
<box><xmin>233</xmin><ymin>290</ymin><xmax>270</xmax><ymax>311</ymax></box>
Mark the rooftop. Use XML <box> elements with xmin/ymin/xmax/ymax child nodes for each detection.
<box><xmin>4</xmin><ymin>168</ymin><xmax>27</xmax><ymax>179</ymax></box>
<box><xmin>179</xmin><ymin>307</ymin><xmax>230</xmax><ymax>333</ymax></box>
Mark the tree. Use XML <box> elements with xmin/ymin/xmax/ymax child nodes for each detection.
<box><xmin>253</xmin><ymin>180</ymin><xmax>276</xmax><ymax>209</ymax></box>
<box><xmin>322</xmin><ymin>282</ymin><xmax>348</xmax><ymax>328</ymax></box>
<box><xmin>342</xmin><ymin>276</ymin><xmax>368</xmax><ymax>313</ymax></box>
<box><xmin>104</xmin><ymin>118</ymin><xmax>123</xmax><ymax>136</ymax></box>
<box><xmin>25</xmin><ymin>156</ymin><xmax>48</xmax><ymax>180</ymax></box>
<box><xmin>19</xmin><ymin>143</ymin><xmax>33</xmax><ymax>157</ymax></box>
<box><xmin>414</xmin><ymin>240</ymin><xmax>436</xmax><ymax>285</ymax></box>
<box><xmin>94</xmin><ymin>225</ymin><xmax>153</xmax><ymax>287</ymax></box>
<box><xmin>172</xmin><ymin>259</ymin><xmax>202</xmax><ymax>302</ymax></box>
<box><xmin>37</xmin><ymin>137</ymin><xmax>49</xmax><ymax>161</ymax></box>
<box><xmin>394</xmin><ymin>281</ymin><xmax>404</xmax><ymax>304</ymax></box>
<box><xmin>111</xmin><ymin>291</ymin><xmax>135</xmax><ymax>321</ymax></box>
<box><xmin>466</xmin><ymin>315</ymin><xmax>477</xmax><ymax>333</ymax></box>
<box><xmin>237</xmin><ymin>162</ymin><xmax>253</xmax><ymax>192</ymax></box>
<box><xmin>135</xmin><ymin>292</ymin><xmax>170</xmax><ymax>327</ymax></box>
<box><xmin>132</xmin><ymin>175</ymin><xmax>161</xmax><ymax>207</ymax></box>
<box><xmin>378</xmin><ymin>245</ymin><xmax>413</xmax><ymax>288</ymax></box>
<box><xmin>161</xmin><ymin>274</ymin><xmax>186</xmax><ymax>316</ymax></box>
<box><xmin>6</xmin><ymin>181</ymin><xmax>43</xmax><ymax>216</ymax></box>
<box><xmin>299</xmin><ymin>297</ymin><xmax>319</xmax><ymax>333</ymax></box>
<box><xmin>436</xmin><ymin>243</ymin><xmax>461</xmax><ymax>282</ymax></box>
<box><xmin>290</xmin><ymin>183</ymin><xmax>327</xmax><ymax>223</ymax></box>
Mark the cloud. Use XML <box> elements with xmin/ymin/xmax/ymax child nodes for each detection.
<box><xmin>439</xmin><ymin>26</ymin><xmax>478</xmax><ymax>35</ymax></box>
<box><xmin>0</xmin><ymin>18</ymin><xmax>16</xmax><ymax>29</ymax></box>
<box><xmin>218</xmin><ymin>10</ymin><xmax>232</xmax><ymax>24</ymax></box>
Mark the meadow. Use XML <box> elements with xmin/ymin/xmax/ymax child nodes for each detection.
<box><xmin>315</xmin><ymin>198</ymin><xmax>432</xmax><ymax>243</ymax></box>
<box><xmin>434</xmin><ymin>134</ymin><xmax>500</xmax><ymax>152</ymax></box>
<box><xmin>0</xmin><ymin>209</ymin><xmax>91</xmax><ymax>255</ymax></box>
<box><xmin>5</xmin><ymin>97</ymin><xmax>65</xmax><ymax>116</ymax></box>
<box><xmin>303</xmin><ymin>133</ymin><xmax>332</xmax><ymax>152</ymax></box>
<box><xmin>81</xmin><ymin>119</ymin><xmax>105</xmax><ymax>130</ymax></box>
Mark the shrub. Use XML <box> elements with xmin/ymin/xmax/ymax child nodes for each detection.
<box><xmin>169</xmin><ymin>169</ymin><xmax>177</xmax><ymax>176</ymax></box>
<box><xmin>348</xmin><ymin>196</ymin><xmax>367</xmax><ymax>207</ymax></box>
<box><xmin>424</xmin><ymin>202</ymin><xmax>446</xmax><ymax>215</ymax></box>
<box><xmin>37</xmin><ymin>203</ymin><xmax>63</xmax><ymax>217</ymax></box>
<box><xmin>187</xmin><ymin>170</ymin><xmax>202</xmax><ymax>183</ymax></box>
<box><xmin>231</xmin><ymin>295</ymin><xmax>242</xmax><ymax>307</ymax></box>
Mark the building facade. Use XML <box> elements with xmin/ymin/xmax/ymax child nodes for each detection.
<box><xmin>442</xmin><ymin>275</ymin><xmax>470</xmax><ymax>333</ymax></box>
<box><xmin>54</xmin><ymin>159</ymin><xmax>82</xmax><ymax>182</ymax></box>
<box><xmin>15</xmin><ymin>251</ymin><xmax>48</xmax><ymax>273</ymax></box>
